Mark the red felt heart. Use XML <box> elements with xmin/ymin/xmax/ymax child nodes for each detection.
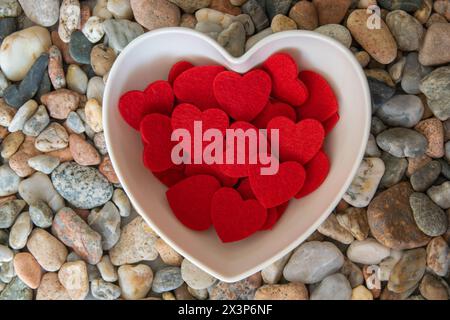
<box><xmin>141</xmin><ymin>114</ymin><xmax>175</xmax><ymax>172</ymax></box>
<box><xmin>263</xmin><ymin>53</ymin><xmax>308</xmax><ymax>107</ymax></box>
<box><xmin>143</xmin><ymin>80</ymin><xmax>174</xmax><ymax>116</ymax></box>
<box><xmin>297</xmin><ymin>71</ymin><xmax>339</xmax><ymax>122</ymax></box>
<box><xmin>166</xmin><ymin>175</ymin><xmax>221</xmax><ymax>231</ymax></box>
<box><xmin>323</xmin><ymin>113</ymin><xmax>340</xmax><ymax>135</ymax></box>
<box><xmin>260</xmin><ymin>201</ymin><xmax>290</xmax><ymax>230</ymax></box>
<box><xmin>173</xmin><ymin>65</ymin><xmax>225</xmax><ymax>110</ymax></box>
<box><xmin>249</xmin><ymin>161</ymin><xmax>306</xmax><ymax>208</ymax></box>
<box><xmin>211</xmin><ymin>187</ymin><xmax>267</xmax><ymax>243</ymax></box>
<box><xmin>252</xmin><ymin>99</ymin><xmax>297</xmax><ymax>129</ymax></box>
<box><xmin>118</xmin><ymin>90</ymin><xmax>152</xmax><ymax>130</ymax></box>
<box><xmin>236</xmin><ymin>178</ymin><xmax>254</xmax><ymax>200</ymax></box>
<box><xmin>267</xmin><ymin>116</ymin><xmax>325</xmax><ymax>164</ymax></box>
<box><xmin>220</xmin><ymin>121</ymin><xmax>269</xmax><ymax>178</ymax></box>
<box><xmin>185</xmin><ymin>163</ymin><xmax>238</xmax><ymax>187</ymax></box>
<box><xmin>168</xmin><ymin>61</ymin><xmax>194</xmax><ymax>84</ymax></box>
<box><xmin>295</xmin><ymin>150</ymin><xmax>330</xmax><ymax>199</ymax></box>
<box><xmin>153</xmin><ymin>164</ymin><xmax>186</xmax><ymax>187</ymax></box>
<box><xmin>213</xmin><ymin>70</ymin><xmax>271</xmax><ymax>121</ymax></box>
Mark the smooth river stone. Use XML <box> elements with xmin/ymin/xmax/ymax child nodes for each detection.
<box><xmin>367</xmin><ymin>182</ymin><xmax>431</xmax><ymax>250</ymax></box>
<box><xmin>343</xmin><ymin>158</ymin><xmax>385</xmax><ymax>208</ymax></box>
<box><xmin>310</xmin><ymin>273</ymin><xmax>352</xmax><ymax>300</ymax></box>
<box><xmin>283</xmin><ymin>241</ymin><xmax>344</xmax><ymax>284</ymax></box>
<box><xmin>103</xmin><ymin>19</ymin><xmax>144</xmax><ymax>53</ymax></box>
<box><xmin>420</xmin><ymin>66</ymin><xmax>450</xmax><ymax>121</ymax></box>
<box><xmin>380</xmin><ymin>152</ymin><xmax>408</xmax><ymax>188</ymax></box>
<box><xmin>410</xmin><ymin>160</ymin><xmax>441</xmax><ymax>192</ymax></box>
<box><xmin>18</xmin><ymin>0</ymin><xmax>60</xmax><ymax>27</ymax></box>
<box><xmin>51</xmin><ymin>162</ymin><xmax>113</xmax><ymax>209</ymax></box>
<box><xmin>376</xmin><ymin>128</ymin><xmax>427</xmax><ymax>158</ymax></box>
<box><xmin>347</xmin><ymin>9</ymin><xmax>397</xmax><ymax>64</ymax></box>
<box><xmin>388</xmin><ymin>248</ymin><xmax>426</xmax><ymax>293</ymax></box>
<box><xmin>378</xmin><ymin>0</ymin><xmax>423</xmax><ymax>12</ymax></box>
<box><xmin>347</xmin><ymin>238</ymin><xmax>391</xmax><ymax>265</ymax></box>
<box><xmin>376</xmin><ymin>95</ymin><xmax>424</xmax><ymax>128</ymax></box>
<box><xmin>385</xmin><ymin>10</ymin><xmax>424</xmax><ymax>52</ymax></box>
<box><xmin>401</xmin><ymin>52</ymin><xmax>432</xmax><ymax>95</ymax></box>
<box><xmin>418</xmin><ymin>22</ymin><xmax>450</xmax><ymax>66</ymax></box>
<box><xmin>409</xmin><ymin>192</ymin><xmax>448</xmax><ymax>237</ymax></box>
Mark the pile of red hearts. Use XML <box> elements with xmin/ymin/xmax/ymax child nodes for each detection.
<box><xmin>118</xmin><ymin>52</ymin><xmax>339</xmax><ymax>243</ymax></box>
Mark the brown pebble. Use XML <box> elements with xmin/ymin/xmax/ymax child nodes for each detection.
<box><xmin>41</xmin><ymin>89</ymin><xmax>81</xmax><ymax>120</ymax></box>
<box><xmin>36</xmin><ymin>273</ymin><xmax>71</xmax><ymax>300</ymax></box>
<box><xmin>419</xmin><ymin>273</ymin><xmax>449</xmax><ymax>300</ymax></box>
<box><xmin>9</xmin><ymin>136</ymin><xmax>41</xmax><ymax>178</ymax></box>
<box><xmin>155</xmin><ymin>238</ymin><xmax>183</xmax><ymax>266</ymax></box>
<box><xmin>13</xmin><ymin>252</ymin><xmax>43</xmax><ymax>289</ymax></box>
<box><xmin>255</xmin><ymin>283</ymin><xmax>309</xmax><ymax>300</ymax></box>
<box><xmin>289</xmin><ymin>0</ymin><xmax>318</xmax><ymax>30</ymax></box>
<box><xmin>48</xmin><ymin>45</ymin><xmax>66</xmax><ymax>90</ymax></box>
<box><xmin>51</xmin><ymin>31</ymin><xmax>79</xmax><ymax>65</ymax></box>
<box><xmin>46</xmin><ymin>147</ymin><xmax>74</xmax><ymax>163</ymax></box>
<box><xmin>313</xmin><ymin>0</ymin><xmax>351</xmax><ymax>25</ymax></box>
<box><xmin>91</xmin><ymin>44</ymin><xmax>116</xmax><ymax>77</ymax></box>
<box><xmin>79</xmin><ymin>3</ymin><xmax>91</xmax><ymax>30</ymax></box>
<box><xmin>99</xmin><ymin>155</ymin><xmax>119</xmax><ymax>184</ymax></box>
<box><xmin>407</xmin><ymin>153</ymin><xmax>432</xmax><ymax>177</ymax></box>
<box><xmin>415</xmin><ymin>118</ymin><xmax>445</xmax><ymax>158</ymax></box>
<box><xmin>209</xmin><ymin>0</ymin><xmax>241</xmax><ymax>16</ymax></box>
<box><xmin>69</xmin><ymin>134</ymin><xmax>101</xmax><ymax>166</ymax></box>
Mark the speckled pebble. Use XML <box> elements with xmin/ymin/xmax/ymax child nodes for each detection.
<box><xmin>118</xmin><ymin>264</ymin><xmax>153</xmax><ymax>300</ymax></box>
<box><xmin>58</xmin><ymin>260</ymin><xmax>89</xmax><ymax>300</ymax></box>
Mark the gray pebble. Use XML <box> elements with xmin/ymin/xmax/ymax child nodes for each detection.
<box><xmin>410</xmin><ymin>160</ymin><xmax>441</xmax><ymax>192</ymax></box>
<box><xmin>69</xmin><ymin>31</ymin><xmax>93</xmax><ymax>65</ymax></box>
<box><xmin>371</xmin><ymin>116</ymin><xmax>387</xmax><ymax>135</ymax></box>
<box><xmin>152</xmin><ymin>267</ymin><xmax>184</xmax><ymax>293</ymax></box>
<box><xmin>0</xmin><ymin>17</ymin><xmax>16</xmax><ymax>45</ymax></box>
<box><xmin>22</xmin><ymin>104</ymin><xmax>50</xmax><ymax>137</ymax></box>
<box><xmin>315</xmin><ymin>24</ymin><xmax>352</xmax><ymax>48</ymax></box>
<box><xmin>66</xmin><ymin>111</ymin><xmax>85</xmax><ymax>134</ymax></box>
<box><xmin>91</xmin><ymin>279</ymin><xmax>121</xmax><ymax>300</ymax></box>
<box><xmin>265</xmin><ymin>0</ymin><xmax>292</xmax><ymax>20</ymax></box>
<box><xmin>217</xmin><ymin>21</ymin><xmax>246</xmax><ymax>58</ymax></box>
<box><xmin>103</xmin><ymin>19</ymin><xmax>144</xmax><ymax>53</ymax></box>
<box><xmin>88</xmin><ymin>201</ymin><xmax>121</xmax><ymax>250</ymax></box>
<box><xmin>437</xmin><ymin>158</ymin><xmax>450</xmax><ymax>180</ymax></box>
<box><xmin>376</xmin><ymin>128</ymin><xmax>428</xmax><ymax>158</ymax></box>
<box><xmin>410</xmin><ymin>192</ymin><xmax>448</xmax><ymax>237</ymax></box>
<box><xmin>386</xmin><ymin>10</ymin><xmax>424</xmax><ymax>52</ymax></box>
<box><xmin>0</xmin><ymin>164</ymin><xmax>21</xmax><ymax>196</ymax></box>
<box><xmin>29</xmin><ymin>199</ymin><xmax>53</xmax><ymax>228</ymax></box>
<box><xmin>310</xmin><ymin>273</ymin><xmax>352</xmax><ymax>300</ymax></box>
<box><xmin>427</xmin><ymin>181</ymin><xmax>450</xmax><ymax>209</ymax></box>
<box><xmin>420</xmin><ymin>66</ymin><xmax>450</xmax><ymax>121</ymax></box>
<box><xmin>0</xmin><ymin>199</ymin><xmax>26</xmax><ymax>228</ymax></box>
<box><xmin>242</xmin><ymin>0</ymin><xmax>269</xmax><ymax>32</ymax></box>
<box><xmin>380</xmin><ymin>152</ymin><xmax>408</xmax><ymax>188</ymax></box>
<box><xmin>401</xmin><ymin>52</ymin><xmax>432</xmax><ymax>94</ymax></box>
<box><xmin>378</xmin><ymin>0</ymin><xmax>423</xmax><ymax>12</ymax></box>
<box><xmin>0</xmin><ymin>277</ymin><xmax>33</xmax><ymax>300</ymax></box>
<box><xmin>51</xmin><ymin>162</ymin><xmax>113</xmax><ymax>209</ymax></box>
<box><xmin>93</xmin><ymin>132</ymin><xmax>107</xmax><ymax>155</ymax></box>
<box><xmin>365</xmin><ymin>134</ymin><xmax>381</xmax><ymax>157</ymax></box>
<box><xmin>445</xmin><ymin>141</ymin><xmax>450</xmax><ymax>162</ymax></box>
<box><xmin>376</xmin><ymin>95</ymin><xmax>424</xmax><ymax>128</ymax></box>
<box><xmin>27</xmin><ymin>154</ymin><xmax>60</xmax><ymax>174</ymax></box>
<box><xmin>8</xmin><ymin>99</ymin><xmax>38</xmax><ymax>132</ymax></box>
<box><xmin>368</xmin><ymin>78</ymin><xmax>396</xmax><ymax>113</ymax></box>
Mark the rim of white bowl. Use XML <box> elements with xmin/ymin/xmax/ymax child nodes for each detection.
<box><xmin>103</xmin><ymin>27</ymin><xmax>372</xmax><ymax>282</ymax></box>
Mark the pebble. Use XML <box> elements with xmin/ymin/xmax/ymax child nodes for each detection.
<box><xmin>88</xmin><ymin>201</ymin><xmax>121</xmax><ymax>250</ymax></box>
<box><xmin>347</xmin><ymin>238</ymin><xmax>391</xmax><ymax>265</ymax></box>
<box><xmin>27</xmin><ymin>228</ymin><xmax>68</xmax><ymax>271</ymax></box>
<box><xmin>181</xmin><ymin>259</ymin><xmax>216</xmax><ymax>290</ymax></box>
<box><xmin>58</xmin><ymin>0</ymin><xmax>81</xmax><ymax>43</ymax></box>
<box><xmin>155</xmin><ymin>238</ymin><xmax>183</xmax><ymax>266</ymax></box>
<box><xmin>18</xmin><ymin>0</ymin><xmax>59</xmax><ymax>27</ymax></box>
<box><xmin>318</xmin><ymin>213</ymin><xmax>354</xmax><ymax>244</ymax></box>
<box><xmin>8</xmin><ymin>100</ymin><xmax>38</xmax><ymax>132</ymax></box>
<box><xmin>388</xmin><ymin>248</ymin><xmax>426</xmax><ymax>293</ymax></box>
<box><xmin>9</xmin><ymin>211</ymin><xmax>32</xmax><ymax>249</ymax></box>
<box><xmin>66</xmin><ymin>65</ymin><xmax>88</xmax><ymax>95</ymax></box>
<box><xmin>118</xmin><ymin>264</ymin><xmax>153</xmax><ymax>300</ymax></box>
<box><xmin>427</xmin><ymin>181</ymin><xmax>450</xmax><ymax>209</ymax></box>
<box><xmin>245</xmin><ymin>27</ymin><xmax>272</xmax><ymax>51</ymax></box>
<box><xmin>209</xmin><ymin>273</ymin><xmax>262</xmax><ymax>300</ymax></box>
<box><xmin>0</xmin><ymin>17</ymin><xmax>16</xmax><ymax>46</ymax></box>
<box><xmin>81</xmin><ymin>16</ymin><xmax>104</xmax><ymax>44</ymax></box>
<box><xmin>180</xmin><ymin>13</ymin><xmax>197</xmax><ymax>28</ymax></box>
<box><xmin>283</xmin><ymin>241</ymin><xmax>344</xmax><ymax>284</ymax></box>
<box><xmin>9</xmin><ymin>136</ymin><xmax>41</xmax><ymax>177</ymax></box>
<box><xmin>91</xmin><ymin>279</ymin><xmax>121</xmax><ymax>300</ymax></box>
<box><xmin>1</xmin><ymin>131</ymin><xmax>24</xmax><ymax>159</ymax></box>
<box><xmin>93</xmin><ymin>0</ymin><xmax>113</xmax><ymax>20</ymax></box>
<box><xmin>386</xmin><ymin>10</ymin><xmax>424</xmax><ymax>52</ymax></box>
<box><xmin>419</xmin><ymin>23</ymin><xmax>450</xmax><ymax>66</ymax></box>
<box><xmin>340</xmin><ymin>259</ymin><xmax>364</xmax><ymax>288</ymax></box>
<box><xmin>336</xmin><ymin>207</ymin><xmax>369</xmax><ymax>241</ymax></box>
<box><xmin>376</xmin><ymin>95</ymin><xmax>424</xmax><ymax>128</ymax></box>
<box><xmin>401</xmin><ymin>52</ymin><xmax>432</xmax><ymax>95</ymax></box>
<box><xmin>410</xmin><ymin>160</ymin><xmax>441</xmax><ymax>192</ymax></box>
<box><xmin>0</xmin><ymin>244</ymin><xmax>13</xmax><ymax>262</ymax></box>
<box><xmin>343</xmin><ymin>158</ymin><xmax>385</xmax><ymax>208</ymax></box>
<box><xmin>112</xmin><ymin>188</ymin><xmax>131</xmax><ymax>217</ymax></box>
<box><xmin>0</xmin><ymin>26</ymin><xmax>51</xmax><ymax>82</ymax></box>
<box><xmin>22</xmin><ymin>105</ymin><xmax>50</xmax><ymax>137</ymax></box>
<box><xmin>69</xmin><ymin>31</ymin><xmax>93</xmax><ymax>66</ymax></box>
<box><xmin>86</xmin><ymin>77</ymin><xmax>105</xmax><ymax>104</ymax></box>
<box><xmin>103</xmin><ymin>18</ymin><xmax>144</xmax><ymax>53</ymax></box>
<box><xmin>351</xmin><ymin>285</ymin><xmax>373</xmax><ymax>300</ymax></box>
<box><xmin>51</xmin><ymin>162</ymin><xmax>113</xmax><ymax>209</ymax></box>
<box><xmin>415</xmin><ymin>118</ymin><xmax>445</xmax><ymax>158</ymax></box>
<box><xmin>388</xmin><ymin>57</ymin><xmax>406</xmax><ymax>83</ymax></box>
<box><xmin>310</xmin><ymin>273</ymin><xmax>352</xmax><ymax>300</ymax></box>
<box><xmin>380</xmin><ymin>152</ymin><xmax>408</xmax><ymax>188</ymax></box>
<box><xmin>27</xmin><ymin>155</ymin><xmax>59</xmax><ymax>176</ymax></box>
<box><xmin>34</xmin><ymin>122</ymin><xmax>68</xmax><ymax>152</ymax></box>
<box><xmin>0</xmin><ymin>0</ymin><xmax>21</xmax><ymax>17</ymax></box>
<box><xmin>210</xmin><ymin>0</ymin><xmax>241</xmax><ymax>15</ymax></box>
<box><xmin>0</xmin><ymin>199</ymin><xmax>26</xmax><ymax>228</ymax></box>
<box><xmin>97</xmin><ymin>255</ymin><xmax>118</xmax><ymax>282</ymax></box>
<box><xmin>18</xmin><ymin>172</ymin><xmax>64</xmax><ymax>211</ymax></box>
<box><xmin>313</xmin><ymin>0</ymin><xmax>351</xmax><ymax>25</ymax></box>
<box><xmin>419</xmin><ymin>274</ymin><xmax>448</xmax><ymax>300</ymax></box>
<box><xmin>130</xmin><ymin>0</ymin><xmax>180</xmax><ymax>31</ymax></box>
<box><xmin>90</xmin><ymin>44</ymin><xmax>116</xmax><ymax>78</ymax></box>
<box><xmin>347</xmin><ymin>9</ymin><xmax>397</xmax><ymax>64</ymax></box>
<box><xmin>169</xmin><ymin>0</ymin><xmax>210</xmax><ymax>13</ymax></box>
<box><xmin>368</xmin><ymin>78</ymin><xmax>396</xmax><ymax>111</ymax></box>
<box><xmin>29</xmin><ymin>199</ymin><xmax>53</xmax><ymax>228</ymax></box>
<box><xmin>69</xmin><ymin>134</ymin><xmax>101</xmax><ymax>166</ymax></box>
<box><xmin>36</xmin><ymin>272</ymin><xmax>71</xmax><ymax>300</ymax></box>
<box><xmin>376</xmin><ymin>128</ymin><xmax>428</xmax><ymax>158</ymax></box>
<box><xmin>288</xmin><ymin>0</ymin><xmax>318</xmax><ymax>30</ymax></box>
<box><xmin>13</xmin><ymin>252</ymin><xmax>42</xmax><ymax>289</ymax></box>
<box><xmin>420</xmin><ymin>66</ymin><xmax>450</xmax><ymax>121</ymax></box>
<box><xmin>367</xmin><ymin>182</ymin><xmax>431</xmax><ymax>250</ymax></box>
<box><xmin>41</xmin><ymin>89</ymin><xmax>80</xmax><ymax>120</ymax></box>
<box><xmin>261</xmin><ymin>252</ymin><xmax>291</xmax><ymax>284</ymax></box>
<box><xmin>109</xmin><ymin>216</ymin><xmax>158</xmax><ymax>266</ymax></box>
<box><xmin>84</xmin><ymin>99</ymin><xmax>103</xmax><ymax>133</ymax></box>
<box><xmin>315</xmin><ymin>24</ymin><xmax>352</xmax><ymax>48</ymax></box>
<box><xmin>0</xmin><ymin>164</ymin><xmax>21</xmax><ymax>196</ymax></box>
<box><xmin>107</xmin><ymin>0</ymin><xmax>133</xmax><ymax>19</ymax></box>
<box><xmin>426</xmin><ymin>236</ymin><xmax>448</xmax><ymax>277</ymax></box>
<box><xmin>66</xmin><ymin>111</ymin><xmax>85</xmax><ymax>134</ymax></box>
<box><xmin>48</xmin><ymin>45</ymin><xmax>66</xmax><ymax>90</ymax></box>
<box><xmin>366</xmin><ymin>135</ymin><xmax>380</xmax><ymax>156</ymax></box>
<box><xmin>255</xmin><ymin>282</ymin><xmax>308</xmax><ymax>300</ymax></box>
<box><xmin>217</xmin><ymin>21</ymin><xmax>246</xmax><ymax>57</ymax></box>
<box><xmin>58</xmin><ymin>260</ymin><xmax>89</xmax><ymax>300</ymax></box>
<box><xmin>52</xmin><ymin>207</ymin><xmax>103</xmax><ymax>264</ymax></box>
<box><xmin>271</xmin><ymin>14</ymin><xmax>296</xmax><ymax>32</ymax></box>
<box><xmin>0</xmin><ymin>99</ymin><xmax>15</xmax><ymax>126</ymax></box>
<box><xmin>0</xmin><ymin>277</ymin><xmax>32</xmax><ymax>300</ymax></box>
<box><xmin>152</xmin><ymin>266</ymin><xmax>183</xmax><ymax>293</ymax></box>
<box><xmin>378</xmin><ymin>0</ymin><xmax>423</xmax><ymax>12</ymax></box>
<box><xmin>241</xmin><ymin>0</ymin><xmax>269</xmax><ymax>32</ymax></box>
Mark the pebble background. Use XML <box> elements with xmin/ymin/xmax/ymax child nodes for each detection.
<box><xmin>0</xmin><ymin>0</ymin><xmax>449</xmax><ymax>301</ymax></box>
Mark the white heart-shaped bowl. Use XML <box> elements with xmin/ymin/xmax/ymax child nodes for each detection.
<box><xmin>103</xmin><ymin>28</ymin><xmax>371</xmax><ymax>282</ymax></box>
